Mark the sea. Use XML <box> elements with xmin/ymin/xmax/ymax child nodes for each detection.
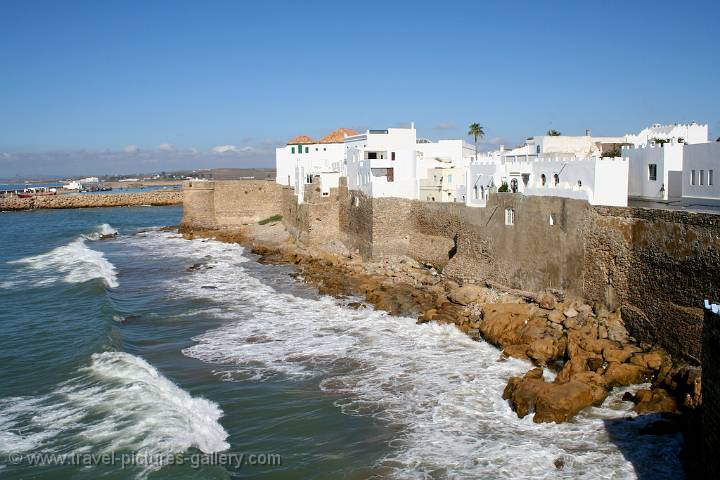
<box><xmin>0</xmin><ymin>205</ymin><xmax>685</xmax><ymax>479</ymax></box>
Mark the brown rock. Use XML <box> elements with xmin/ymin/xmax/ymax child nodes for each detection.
<box><xmin>547</xmin><ymin>310</ymin><xmax>565</xmax><ymax>324</ymax></box>
<box><xmin>527</xmin><ymin>336</ymin><xmax>567</xmax><ymax>366</ymax></box>
<box><xmin>503</xmin><ymin>344</ymin><xmax>530</xmax><ymax>360</ymax></box>
<box><xmin>564</xmin><ymin>307</ymin><xmax>579</xmax><ymax>318</ymax></box>
<box><xmin>448</xmin><ymin>284</ymin><xmax>489</xmax><ymax>305</ymax></box>
<box><xmin>634</xmin><ymin>388</ymin><xmax>678</xmax><ymax>415</ymax></box>
<box><xmin>533</xmin><ymin>380</ymin><xmax>596</xmax><ymax>423</ymax></box>
<box><xmin>536</xmin><ymin>292</ymin><xmax>557</xmax><ymax>310</ymax></box>
<box><xmin>630</xmin><ymin>350</ymin><xmax>666</xmax><ymax>371</ymax></box>
<box><xmin>479</xmin><ymin>303</ymin><xmax>538</xmax><ymax>348</ymax></box>
<box><xmin>604</xmin><ymin>362</ymin><xmax>650</xmax><ymax>387</ymax></box>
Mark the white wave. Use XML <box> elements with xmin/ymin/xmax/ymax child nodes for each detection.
<box><xmin>9</xmin><ymin>236</ymin><xmax>118</xmax><ymax>288</ymax></box>
<box><xmin>82</xmin><ymin>223</ymin><xmax>118</xmax><ymax>241</ymax></box>
<box><xmin>0</xmin><ymin>352</ymin><xmax>229</xmax><ymax>477</ymax></box>
<box><xmin>165</xmin><ymin>233</ymin><xmax>684</xmax><ymax>479</ymax></box>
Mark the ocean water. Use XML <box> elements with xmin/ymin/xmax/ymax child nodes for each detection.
<box><xmin>0</xmin><ymin>206</ymin><xmax>685</xmax><ymax>479</ymax></box>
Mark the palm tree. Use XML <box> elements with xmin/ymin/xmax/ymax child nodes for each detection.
<box><xmin>547</xmin><ymin>129</ymin><xmax>561</xmax><ymax>136</ymax></box>
<box><xmin>468</xmin><ymin>123</ymin><xmax>485</xmax><ymax>162</ymax></box>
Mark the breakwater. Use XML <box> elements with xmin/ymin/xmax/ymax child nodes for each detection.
<box><xmin>0</xmin><ymin>190</ymin><xmax>183</xmax><ymax>211</ymax></box>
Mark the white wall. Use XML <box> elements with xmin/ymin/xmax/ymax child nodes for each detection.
<box><xmin>624</xmin><ymin>143</ymin><xmax>683</xmax><ymax>200</ymax></box>
<box><xmin>275</xmin><ymin>142</ymin><xmax>345</xmax><ymax>187</ymax></box>
<box><xmin>682</xmin><ymin>142</ymin><xmax>720</xmax><ymax>201</ymax></box>
<box><xmin>625</xmin><ymin>122</ymin><xmax>708</xmax><ymax>146</ymax></box>
<box><xmin>465</xmin><ymin>156</ymin><xmax>628</xmax><ymax>207</ymax></box>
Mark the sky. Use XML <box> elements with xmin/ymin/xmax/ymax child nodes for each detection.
<box><xmin>1</xmin><ymin>0</ymin><xmax>719</xmax><ymax>178</ymax></box>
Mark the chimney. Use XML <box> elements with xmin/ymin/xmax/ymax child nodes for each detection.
<box><xmin>411</xmin><ymin>121</ymin><xmax>415</xmax><ymax>129</ymax></box>
<box><xmin>585</xmin><ymin>129</ymin><xmax>591</xmax><ymax>137</ymax></box>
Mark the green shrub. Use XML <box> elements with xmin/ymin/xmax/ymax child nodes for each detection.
<box><xmin>258</xmin><ymin>214</ymin><xmax>283</xmax><ymax>225</ymax></box>
<box><xmin>498</xmin><ymin>182</ymin><xmax>509</xmax><ymax>192</ymax></box>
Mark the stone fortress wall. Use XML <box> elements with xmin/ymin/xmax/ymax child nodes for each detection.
<box><xmin>181</xmin><ymin>179</ymin><xmax>720</xmax><ymax>366</ymax></box>
<box><xmin>703</xmin><ymin>300</ymin><xmax>720</xmax><ymax>477</ymax></box>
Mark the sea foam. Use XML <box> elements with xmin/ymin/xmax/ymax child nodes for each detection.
<box><xmin>0</xmin><ymin>351</ymin><xmax>229</xmax><ymax>477</ymax></box>
<box><xmin>165</xmin><ymin>232</ymin><xmax>684</xmax><ymax>479</ymax></box>
<box><xmin>10</xmin><ymin>227</ymin><xmax>119</xmax><ymax>288</ymax></box>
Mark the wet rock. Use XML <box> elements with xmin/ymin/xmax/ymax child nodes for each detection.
<box><xmin>633</xmin><ymin>388</ymin><xmax>678</xmax><ymax>415</ymax></box>
<box><xmin>604</xmin><ymin>362</ymin><xmax>650</xmax><ymax>387</ymax></box>
<box><xmin>479</xmin><ymin>303</ymin><xmax>538</xmax><ymax>348</ymax></box>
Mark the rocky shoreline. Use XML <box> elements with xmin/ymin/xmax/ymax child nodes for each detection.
<box><xmin>180</xmin><ymin>221</ymin><xmax>702</xmax><ymax>427</ymax></box>
<box><xmin>0</xmin><ymin>190</ymin><xmax>183</xmax><ymax>211</ymax></box>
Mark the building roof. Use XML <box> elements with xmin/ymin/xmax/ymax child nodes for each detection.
<box><xmin>287</xmin><ymin>135</ymin><xmax>315</xmax><ymax>145</ymax></box>
<box><xmin>320</xmin><ymin>128</ymin><xmax>359</xmax><ymax>143</ymax></box>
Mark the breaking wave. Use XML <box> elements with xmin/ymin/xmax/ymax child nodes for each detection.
<box><xmin>9</xmin><ymin>229</ymin><xmax>118</xmax><ymax>288</ymax></box>
<box><xmin>0</xmin><ymin>352</ymin><xmax>229</xmax><ymax>477</ymax></box>
<box><xmin>165</xmin><ymin>232</ymin><xmax>684</xmax><ymax>479</ymax></box>
<box><xmin>82</xmin><ymin>223</ymin><xmax>118</xmax><ymax>241</ymax></box>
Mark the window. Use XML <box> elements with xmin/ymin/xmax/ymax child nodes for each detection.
<box><xmin>291</xmin><ymin>147</ymin><xmax>295</xmax><ymax>154</ymax></box>
<box><xmin>554</xmin><ymin>174</ymin><xmax>559</xmax><ymax>186</ymax></box>
<box><xmin>391</xmin><ymin>151</ymin><xmax>396</xmax><ymax>161</ymax></box>
<box><xmin>541</xmin><ymin>174</ymin><xmax>546</xmax><ymax>186</ymax></box>
<box><xmin>549</xmin><ymin>214</ymin><xmax>556</xmax><ymax>226</ymax></box>
<box><xmin>324</xmin><ymin>148</ymin><xmax>326</xmax><ymax>151</ymax></box>
<box><xmin>691</xmin><ymin>170</ymin><xmax>697</xmax><ymax>185</ymax></box>
<box><xmin>700</xmin><ymin>170</ymin><xmax>705</xmax><ymax>186</ymax></box>
<box><xmin>431</xmin><ymin>196</ymin><xmax>435</xmax><ymax>201</ymax></box>
<box><xmin>648</xmin><ymin>164</ymin><xmax>657</xmax><ymax>181</ymax></box>
<box><xmin>577</xmin><ymin>180</ymin><xmax>582</xmax><ymax>187</ymax></box>
<box><xmin>315</xmin><ymin>148</ymin><xmax>318</xmax><ymax>151</ymax></box>
<box><xmin>448</xmin><ymin>174</ymin><xmax>453</xmax><ymax>184</ymax></box>
<box><xmin>305</xmin><ymin>147</ymin><xmax>309</xmax><ymax>154</ymax></box>
<box><xmin>473</xmin><ymin>185</ymin><xmax>479</xmax><ymax>200</ymax></box>
<box><xmin>387</xmin><ymin>168</ymin><xmax>394</xmax><ymax>182</ymax></box>
<box><xmin>368</xmin><ymin>152</ymin><xmax>378</xmax><ymax>160</ymax></box>
<box><xmin>536</xmin><ymin>145</ymin><xmax>541</xmax><ymax>154</ymax></box>
<box><xmin>710</xmin><ymin>170</ymin><xmax>714</xmax><ymax>186</ymax></box>
<box><xmin>505</xmin><ymin>208</ymin><xmax>515</xmax><ymax>226</ymax></box>
<box><xmin>353</xmin><ymin>196</ymin><xmax>360</xmax><ymax>207</ymax></box>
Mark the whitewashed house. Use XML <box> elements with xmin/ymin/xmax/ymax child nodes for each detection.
<box><xmin>416</xmin><ymin>139</ymin><xmax>474</xmax><ymax>202</ymax></box>
<box><xmin>275</xmin><ymin>128</ymin><xmax>357</xmax><ymax>203</ymax></box>
<box><xmin>465</xmin><ymin>132</ymin><xmax>630</xmax><ymax>207</ymax></box>
<box><xmin>623</xmin><ymin>122</ymin><xmax>709</xmax><ymax>201</ymax></box>
<box><xmin>345</xmin><ymin>124</ymin><xmax>469</xmax><ymax>200</ymax></box>
<box><xmin>682</xmin><ymin>142</ymin><xmax>720</xmax><ymax>203</ymax></box>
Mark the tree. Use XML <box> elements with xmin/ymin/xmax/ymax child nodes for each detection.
<box><xmin>716</xmin><ymin>136</ymin><xmax>720</xmax><ymax>142</ymax></box>
<box><xmin>468</xmin><ymin>123</ymin><xmax>485</xmax><ymax>162</ymax></box>
<box><xmin>547</xmin><ymin>129</ymin><xmax>561</xmax><ymax>136</ymax></box>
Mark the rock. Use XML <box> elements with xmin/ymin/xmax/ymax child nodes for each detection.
<box><xmin>527</xmin><ymin>336</ymin><xmax>566</xmax><ymax>366</ymax></box>
<box><xmin>604</xmin><ymin>362</ymin><xmax>650</xmax><ymax>387</ymax></box>
<box><xmin>533</xmin><ymin>380</ymin><xmax>596</xmax><ymax>423</ymax></box>
<box><xmin>563</xmin><ymin>307</ymin><xmax>579</xmax><ymax>318</ymax></box>
<box><xmin>503</xmin><ymin>344</ymin><xmax>530</xmax><ymax>360</ymax></box>
<box><xmin>536</xmin><ymin>292</ymin><xmax>556</xmax><ymax>310</ymax></box>
<box><xmin>547</xmin><ymin>310</ymin><xmax>565</xmax><ymax>324</ymax></box>
<box><xmin>448</xmin><ymin>284</ymin><xmax>489</xmax><ymax>305</ymax></box>
<box><xmin>504</xmin><ymin>368</ymin><xmax>602</xmax><ymax>423</ymax></box>
<box><xmin>479</xmin><ymin>303</ymin><xmax>538</xmax><ymax>347</ymax></box>
<box><xmin>606</xmin><ymin>310</ymin><xmax>629</xmax><ymax>343</ymax></box>
<box><xmin>601</xmin><ymin>342</ymin><xmax>641</xmax><ymax>363</ymax></box>
<box><xmin>556</xmin><ymin>355</ymin><xmax>588</xmax><ymax>383</ymax></box>
<box><xmin>421</xmin><ymin>309</ymin><xmax>437</xmax><ymax>322</ymax></box>
<box><xmin>630</xmin><ymin>350</ymin><xmax>666</xmax><ymax>371</ymax></box>
<box><xmin>634</xmin><ymin>388</ymin><xmax>678</xmax><ymax>415</ymax></box>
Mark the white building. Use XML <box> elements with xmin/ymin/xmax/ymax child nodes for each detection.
<box><xmin>275</xmin><ymin>128</ymin><xmax>357</xmax><ymax>202</ymax></box>
<box><xmin>682</xmin><ymin>142</ymin><xmax>720</xmax><ymax>203</ymax></box>
<box><xmin>625</xmin><ymin>122</ymin><xmax>708</xmax><ymax>146</ymax></box>
<box><xmin>416</xmin><ymin>139</ymin><xmax>474</xmax><ymax>202</ymax></box>
<box><xmin>463</xmin><ymin>132</ymin><xmax>630</xmax><ymax>207</ymax></box>
<box><xmin>465</xmin><ymin>156</ymin><xmax>628</xmax><ymax>207</ymax></box>
<box><xmin>623</xmin><ymin>122</ymin><xmax>709</xmax><ymax>201</ymax></box>
<box><xmin>345</xmin><ymin>124</ymin><xmax>471</xmax><ymax>201</ymax></box>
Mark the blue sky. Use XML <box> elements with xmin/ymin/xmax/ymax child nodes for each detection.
<box><xmin>1</xmin><ymin>0</ymin><xmax>718</xmax><ymax>177</ymax></box>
